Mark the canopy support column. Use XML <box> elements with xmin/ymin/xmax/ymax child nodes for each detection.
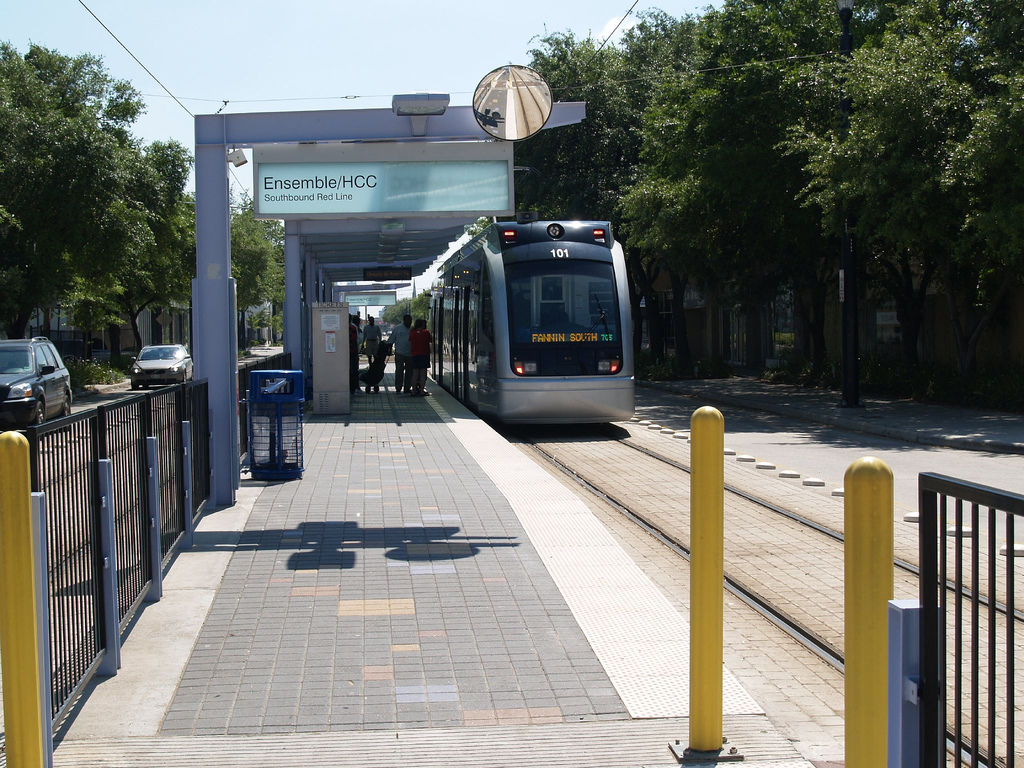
<box><xmin>284</xmin><ymin>221</ymin><xmax>302</xmax><ymax>367</ymax></box>
<box><xmin>194</xmin><ymin>139</ymin><xmax>237</xmax><ymax>507</ymax></box>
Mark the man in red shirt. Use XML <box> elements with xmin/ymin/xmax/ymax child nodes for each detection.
<box><xmin>408</xmin><ymin>318</ymin><xmax>432</xmax><ymax>396</ymax></box>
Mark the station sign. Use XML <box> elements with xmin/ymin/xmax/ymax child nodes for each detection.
<box><xmin>338</xmin><ymin>292</ymin><xmax>397</xmax><ymax>307</ymax></box>
<box><xmin>364</xmin><ymin>267</ymin><xmax>412</xmax><ymax>280</ymax></box>
<box><xmin>253</xmin><ymin>142</ymin><xmax>514</xmax><ymax>220</ymax></box>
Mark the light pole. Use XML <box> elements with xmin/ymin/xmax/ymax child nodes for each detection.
<box><xmin>837</xmin><ymin>0</ymin><xmax>858</xmax><ymax>407</ymax></box>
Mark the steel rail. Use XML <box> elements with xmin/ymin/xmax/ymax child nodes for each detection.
<box><xmin>517</xmin><ymin>438</ymin><xmax>846</xmax><ymax>672</ymax></box>
<box><xmin>617</xmin><ymin>435</ymin><xmax>1024</xmax><ymax>624</ymax></box>
<box><xmin>528</xmin><ymin>430</ymin><xmax>1013</xmax><ymax>768</ymax></box>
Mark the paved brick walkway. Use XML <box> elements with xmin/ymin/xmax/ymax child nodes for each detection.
<box><xmin>161</xmin><ymin>390</ymin><xmax>628</xmax><ymax>735</ymax></box>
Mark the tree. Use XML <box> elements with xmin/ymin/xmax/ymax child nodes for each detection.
<box><xmin>380</xmin><ymin>297</ymin><xmax>412</xmax><ymax>326</ymax></box>
<box><xmin>0</xmin><ymin>43</ymin><xmax>145</xmax><ymax>338</ymax></box>
<box><xmin>107</xmin><ymin>142</ymin><xmax>195</xmax><ymax>351</ymax></box>
<box><xmin>518</xmin><ymin>14</ymin><xmax>697</xmax><ymax>360</ymax></box>
<box><xmin>231</xmin><ymin>194</ymin><xmax>284</xmax><ymax>344</ymax></box>
<box><xmin>625</xmin><ymin>0</ymin><xmax>837</xmax><ymax>367</ymax></box>
<box><xmin>793</xmin><ymin>0</ymin><xmax>1023</xmax><ymax>371</ymax></box>
<box><xmin>409</xmin><ymin>290</ymin><xmax>431</xmax><ymax>321</ymax></box>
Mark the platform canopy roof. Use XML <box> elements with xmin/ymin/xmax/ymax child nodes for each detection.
<box><xmin>200</xmin><ymin>98</ymin><xmax>586</xmax><ymax>285</ymax></box>
<box><xmin>289</xmin><ymin>217</ymin><xmax>471</xmax><ymax>283</ymax></box>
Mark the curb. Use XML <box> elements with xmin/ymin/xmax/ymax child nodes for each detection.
<box><xmin>638</xmin><ymin>380</ymin><xmax>1024</xmax><ymax>456</ymax></box>
<box><xmin>75</xmin><ymin>381</ymin><xmax>131</xmax><ymax>400</ymax></box>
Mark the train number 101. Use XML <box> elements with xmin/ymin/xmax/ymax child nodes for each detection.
<box><xmin>550</xmin><ymin>248</ymin><xmax>571</xmax><ymax>258</ymax></box>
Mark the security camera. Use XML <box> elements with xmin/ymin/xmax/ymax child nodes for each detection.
<box><xmin>227</xmin><ymin>148</ymin><xmax>247</xmax><ymax>167</ymax></box>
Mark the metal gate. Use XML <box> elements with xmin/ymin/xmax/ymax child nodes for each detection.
<box><xmin>918</xmin><ymin>473</ymin><xmax>1021</xmax><ymax>766</ymax></box>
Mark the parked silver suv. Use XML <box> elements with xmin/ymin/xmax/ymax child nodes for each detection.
<box><xmin>0</xmin><ymin>338</ymin><xmax>73</xmax><ymax>427</ymax></box>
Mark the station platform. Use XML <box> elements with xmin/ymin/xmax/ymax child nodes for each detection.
<box><xmin>53</xmin><ymin>378</ymin><xmax>819</xmax><ymax>767</ymax></box>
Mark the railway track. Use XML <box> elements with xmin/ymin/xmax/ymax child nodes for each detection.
<box><xmin>614</xmin><ymin>432</ymin><xmax>1024</xmax><ymax>624</ymax></box>
<box><xmin>508</xmin><ymin>426</ymin><xmax>1024</xmax><ymax>676</ymax></box>
<box><xmin>517</xmin><ymin>436</ymin><xmax>847</xmax><ymax>671</ymax></box>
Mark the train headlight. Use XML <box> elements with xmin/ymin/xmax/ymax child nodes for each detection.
<box><xmin>501</xmin><ymin>228</ymin><xmax>517</xmax><ymax>244</ymax></box>
<box><xmin>593</xmin><ymin>228</ymin><xmax>606</xmax><ymax>243</ymax></box>
<box><xmin>547</xmin><ymin>223</ymin><xmax>564</xmax><ymax>239</ymax></box>
<box><xmin>513</xmin><ymin>361</ymin><xmax>538</xmax><ymax>375</ymax></box>
<box><xmin>598</xmin><ymin>359</ymin><xmax>621</xmax><ymax>374</ymax></box>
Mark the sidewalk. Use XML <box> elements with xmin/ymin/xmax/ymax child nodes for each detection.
<box><xmin>53</xmin><ymin>377</ymin><xmax>810</xmax><ymax>768</ymax></box>
<box><xmin>640</xmin><ymin>376</ymin><xmax>1024</xmax><ymax>455</ymax></box>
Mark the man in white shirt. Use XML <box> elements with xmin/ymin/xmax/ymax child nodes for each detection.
<box><xmin>363</xmin><ymin>316</ymin><xmax>382</xmax><ymax>363</ymax></box>
<box><xmin>388</xmin><ymin>314</ymin><xmax>413</xmax><ymax>393</ymax></box>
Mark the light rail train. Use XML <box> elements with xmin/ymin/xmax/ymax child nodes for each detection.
<box><xmin>430</xmin><ymin>219</ymin><xmax>634</xmax><ymax>423</ymax></box>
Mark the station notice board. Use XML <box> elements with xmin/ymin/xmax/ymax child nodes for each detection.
<box><xmin>311</xmin><ymin>302</ymin><xmax>350</xmax><ymax>414</ymax></box>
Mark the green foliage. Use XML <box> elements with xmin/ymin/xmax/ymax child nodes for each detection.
<box><xmin>108</xmin><ymin>354</ymin><xmax>135</xmax><ymax>375</ymax></box>
<box><xmin>380</xmin><ymin>297</ymin><xmax>411</xmax><ymax>326</ymax></box>
<box><xmin>0</xmin><ymin>42</ymin><xmax>195</xmax><ymax>345</ymax></box>
<box><xmin>624</xmin><ymin>0</ymin><xmax>835</xmax><ymax>309</ymax></box>
<box><xmin>380</xmin><ymin>290</ymin><xmax>431</xmax><ymax>325</ymax></box>
<box><xmin>789</xmin><ymin>0</ymin><xmax>1024</xmax><ymax>371</ymax></box>
<box><xmin>66</xmin><ymin>358</ymin><xmax>124</xmax><ymax>389</ymax></box>
<box><xmin>0</xmin><ymin>43</ymin><xmax>146</xmax><ymax>336</ymax></box>
<box><xmin>231</xmin><ymin>194</ymin><xmax>284</xmax><ymax>311</ymax></box>
<box><xmin>409</xmin><ymin>290</ymin><xmax>431</xmax><ymax>322</ymax></box>
<box><xmin>761</xmin><ymin>357</ymin><xmax>841</xmax><ymax>389</ymax></box>
<box><xmin>249</xmin><ymin>309</ymin><xmax>271</xmax><ymax>331</ymax></box>
<box><xmin>762</xmin><ymin>354</ymin><xmax>1024</xmax><ymax>413</ymax></box>
<box><xmin>635</xmin><ymin>350</ymin><xmax>732</xmax><ymax>381</ymax></box>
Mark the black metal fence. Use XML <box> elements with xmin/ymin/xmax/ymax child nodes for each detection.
<box><xmin>237</xmin><ymin>352</ymin><xmax>292</xmax><ymax>458</ymax></box>
<box><xmin>96</xmin><ymin>396</ymin><xmax>151</xmax><ymax>626</ymax></box>
<box><xmin>24</xmin><ymin>379</ymin><xmax>210</xmax><ymax>722</ymax></box>
<box><xmin>919</xmin><ymin>473</ymin><xmax>1022</xmax><ymax>767</ymax></box>
<box><xmin>27</xmin><ymin>412</ymin><xmax>105</xmax><ymax>723</ymax></box>
<box><xmin>186</xmin><ymin>381</ymin><xmax>211</xmax><ymax>512</ymax></box>
<box><xmin>149</xmin><ymin>388</ymin><xmax>184</xmax><ymax>559</ymax></box>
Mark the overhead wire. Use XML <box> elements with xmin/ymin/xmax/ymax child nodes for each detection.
<box><xmin>137</xmin><ymin>49</ymin><xmax>837</xmax><ymax>113</ymax></box>
<box><xmin>83</xmin><ymin>0</ymin><xmax>834</xmax><ymax>120</ymax></box>
<box><xmin>593</xmin><ymin>0</ymin><xmax>642</xmax><ymax>57</ymax></box>
<box><xmin>77</xmin><ymin>0</ymin><xmax>193</xmax><ymax>118</ymax></box>
<box><xmin>550</xmin><ymin>49</ymin><xmax>838</xmax><ymax>97</ymax></box>
<box><xmin>76</xmin><ymin>0</ymin><xmax>263</xmax><ymax>199</ymax></box>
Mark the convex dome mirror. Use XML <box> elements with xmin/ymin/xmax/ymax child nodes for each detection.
<box><xmin>473</xmin><ymin>65</ymin><xmax>553</xmax><ymax>141</ymax></box>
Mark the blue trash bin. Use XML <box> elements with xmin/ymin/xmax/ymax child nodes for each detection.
<box><xmin>248</xmin><ymin>370</ymin><xmax>304</xmax><ymax>480</ymax></box>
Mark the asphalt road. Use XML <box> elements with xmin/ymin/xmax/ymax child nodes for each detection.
<box><xmin>634</xmin><ymin>385</ymin><xmax>1024</xmax><ymax>524</ymax></box>
<box><xmin>69</xmin><ymin>385</ymin><xmax>134</xmax><ymax>415</ymax></box>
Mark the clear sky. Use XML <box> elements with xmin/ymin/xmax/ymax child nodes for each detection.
<box><xmin>5</xmin><ymin>0</ymin><xmax>712</xmax><ymax>303</ymax></box>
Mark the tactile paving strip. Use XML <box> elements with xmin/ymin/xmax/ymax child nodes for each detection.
<box><xmin>429</xmin><ymin>400</ymin><xmax>763</xmax><ymax>719</ymax></box>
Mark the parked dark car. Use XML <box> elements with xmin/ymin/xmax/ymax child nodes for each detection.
<box><xmin>0</xmin><ymin>337</ymin><xmax>73</xmax><ymax>427</ymax></box>
<box><xmin>130</xmin><ymin>344</ymin><xmax>193</xmax><ymax>389</ymax></box>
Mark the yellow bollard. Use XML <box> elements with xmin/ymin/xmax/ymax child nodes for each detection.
<box><xmin>0</xmin><ymin>431</ymin><xmax>46</xmax><ymax>768</ymax></box>
<box><xmin>689</xmin><ymin>406</ymin><xmax>725</xmax><ymax>752</ymax></box>
<box><xmin>844</xmin><ymin>456</ymin><xmax>894</xmax><ymax>768</ymax></box>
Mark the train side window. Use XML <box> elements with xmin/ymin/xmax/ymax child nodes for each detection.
<box><xmin>480</xmin><ymin>266</ymin><xmax>494</xmax><ymax>341</ymax></box>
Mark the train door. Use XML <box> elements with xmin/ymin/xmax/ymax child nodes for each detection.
<box><xmin>431</xmin><ymin>291</ymin><xmax>442</xmax><ymax>382</ymax></box>
<box><xmin>452</xmin><ymin>286</ymin><xmax>462</xmax><ymax>399</ymax></box>
<box><xmin>461</xmin><ymin>286</ymin><xmax>470</xmax><ymax>400</ymax></box>
<box><xmin>441</xmin><ymin>285</ymin><xmax>453</xmax><ymax>390</ymax></box>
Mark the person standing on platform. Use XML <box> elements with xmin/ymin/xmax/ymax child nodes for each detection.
<box><xmin>409</xmin><ymin>318</ymin><xmax>433</xmax><ymax>396</ymax></box>
<box><xmin>349</xmin><ymin>315</ymin><xmax>362</xmax><ymax>395</ymax></box>
<box><xmin>389</xmin><ymin>314</ymin><xmax>413</xmax><ymax>393</ymax></box>
<box><xmin>362</xmin><ymin>316</ymin><xmax>382</xmax><ymax>364</ymax></box>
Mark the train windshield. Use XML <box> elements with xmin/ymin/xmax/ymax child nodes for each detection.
<box><xmin>505</xmin><ymin>260</ymin><xmax>620</xmax><ymax>345</ymax></box>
